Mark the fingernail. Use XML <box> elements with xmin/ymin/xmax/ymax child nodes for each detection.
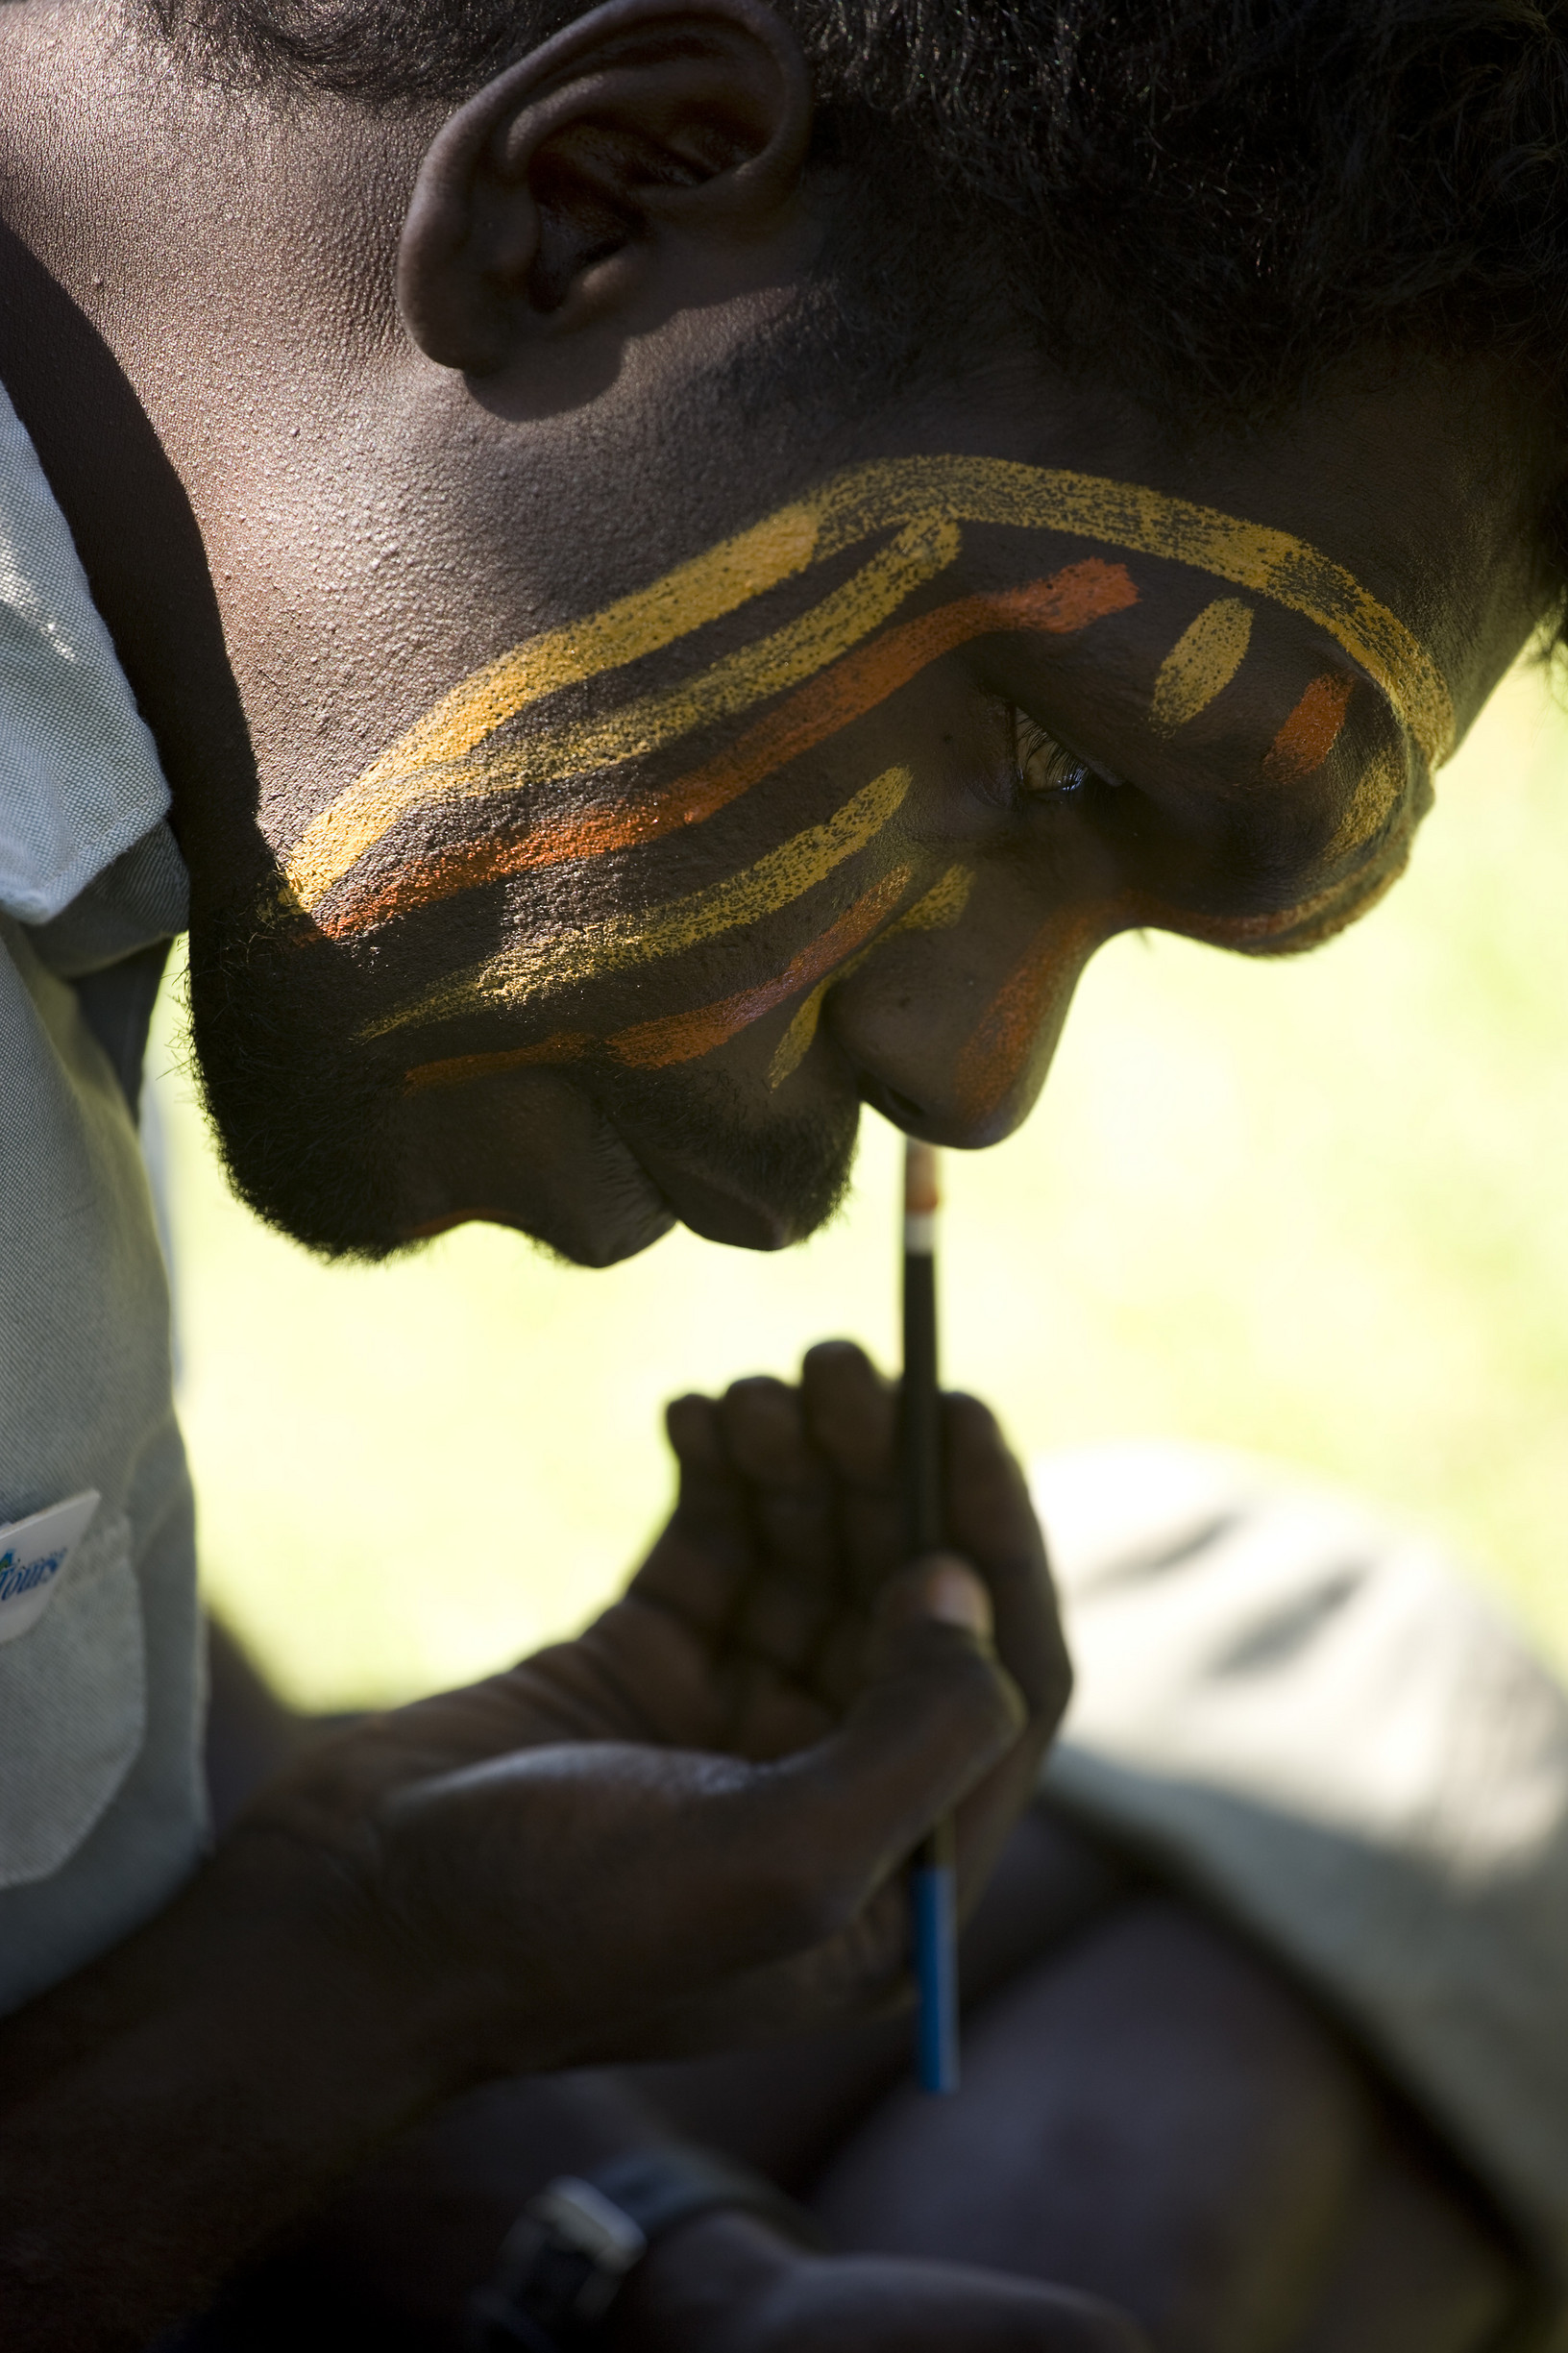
<box><xmin>919</xmin><ymin>1557</ymin><xmax>992</xmax><ymax>1638</ymax></box>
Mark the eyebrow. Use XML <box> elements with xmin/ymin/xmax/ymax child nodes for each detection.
<box><xmin>283</xmin><ymin>454</ymin><xmax>1453</xmax><ymax>921</ymax></box>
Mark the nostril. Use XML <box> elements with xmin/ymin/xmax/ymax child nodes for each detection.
<box><xmin>883</xmin><ymin>1086</ymin><xmax>925</xmax><ymax>1124</ymax></box>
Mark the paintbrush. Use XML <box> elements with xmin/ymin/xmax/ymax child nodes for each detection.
<box><xmin>901</xmin><ymin>1136</ymin><xmax>959</xmax><ymax>2095</ymax></box>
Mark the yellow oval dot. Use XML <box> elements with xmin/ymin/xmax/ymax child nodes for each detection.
<box><xmin>1150</xmin><ymin>597</ymin><xmax>1255</xmax><ymax>734</ymax></box>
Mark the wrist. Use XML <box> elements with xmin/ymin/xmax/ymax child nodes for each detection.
<box><xmin>614</xmin><ymin>2211</ymin><xmax>805</xmax><ymax>2353</ymax></box>
<box><xmin>181</xmin><ymin>1823</ymin><xmax>472</xmax><ymax>2121</ymax></box>
<box><xmin>0</xmin><ymin>1838</ymin><xmax>463</xmax><ymax>2348</ymax></box>
<box><xmin>466</xmin><ymin>2142</ymin><xmax>822</xmax><ymax>2353</ymax></box>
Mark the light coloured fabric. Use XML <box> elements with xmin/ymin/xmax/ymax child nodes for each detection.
<box><xmin>0</xmin><ymin>378</ymin><xmax>203</xmax><ymax>2013</ymax></box>
<box><xmin>1036</xmin><ymin>1441</ymin><xmax>1568</xmax><ymax>2293</ymax></box>
<box><xmin>0</xmin><ymin>1508</ymin><xmax>143</xmax><ymax>1885</ymax></box>
<box><xmin>0</xmin><ymin>909</ymin><xmax>205</xmax><ymax>2012</ymax></box>
<box><xmin>0</xmin><ymin>381</ymin><xmax>170</xmax><ymax>923</ymax></box>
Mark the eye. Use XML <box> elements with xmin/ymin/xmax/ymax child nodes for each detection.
<box><xmin>1012</xmin><ymin>711</ymin><xmax>1112</xmax><ymax>805</ymax></box>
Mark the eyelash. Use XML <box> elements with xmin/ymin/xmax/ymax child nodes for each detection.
<box><xmin>1011</xmin><ymin>712</ymin><xmax>1110</xmax><ymax>806</ymax></box>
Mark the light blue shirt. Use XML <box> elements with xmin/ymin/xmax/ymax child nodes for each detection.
<box><xmin>0</xmin><ymin>378</ymin><xmax>204</xmax><ymax>2013</ymax></box>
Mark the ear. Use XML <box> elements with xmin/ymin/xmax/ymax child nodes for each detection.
<box><xmin>398</xmin><ymin>0</ymin><xmax>813</xmax><ymax>377</ymax></box>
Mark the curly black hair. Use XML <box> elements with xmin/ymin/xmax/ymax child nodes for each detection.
<box><xmin>144</xmin><ymin>0</ymin><xmax>1568</xmax><ymax>617</ymax></box>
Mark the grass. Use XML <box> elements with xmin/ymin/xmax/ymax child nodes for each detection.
<box><xmin>148</xmin><ymin>663</ymin><xmax>1568</xmax><ymax>1709</ymax></box>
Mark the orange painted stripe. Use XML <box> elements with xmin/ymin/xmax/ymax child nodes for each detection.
<box><xmin>323</xmin><ymin>559</ymin><xmax>1137</xmax><ymax>939</ymax></box>
<box><xmin>403</xmin><ymin>1030</ymin><xmax>593</xmax><ymax>1094</ymax></box>
<box><xmin>953</xmin><ymin>912</ymin><xmax>1103</xmax><ymax>1130</ymax></box>
<box><xmin>403</xmin><ymin>870</ymin><xmax>911</xmax><ymax>1092</ymax></box>
<box><xmin>607</xmin><ymin>870</ymin><xmax>909</xmax><ymax>1068</ymax></box>
<box><xmin>1262</xmin><ymin>672</ymin><xmax>1354</xmax><ymax>785</ymax></box>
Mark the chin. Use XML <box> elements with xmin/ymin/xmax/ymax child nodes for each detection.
<box><xmin>187</xmin><ymin>900</ymin><xmax>861</xmax><ymax>1266</ymax></box>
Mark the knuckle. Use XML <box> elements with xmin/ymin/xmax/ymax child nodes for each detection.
<box><xmin>746</xmin><ymin>1809</ymin><xmax>866</xmax><ymax>1952</ymax></box>
<box><xmin>947</xmin><ymin>1645</ymin><xmax>1028</xmax><ymax>1752</ymax></box>
<box><xmin>762</xmin><ymin>1860</ymin><xmax>859</xmax><ymax>1952</ymax></box>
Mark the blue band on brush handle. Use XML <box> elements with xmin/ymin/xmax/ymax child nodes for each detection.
<box><xmin>913</xmin><ymin>1860</ymin><xmax>960</xmax><ymax>2095</ymax></box>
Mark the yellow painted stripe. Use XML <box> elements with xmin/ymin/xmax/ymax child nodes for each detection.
<box><xmin>294</xmin><ymin>454</ymin><xmax>1449</xmax><ymax>917</ymax></box>
<box><xmin>767</xmin><ymin>860</ymin><xmax>976</xmax><ymax>1087</ymax></box>
<box><xmin>1149</xmin><ymin>598</ymin><xmax>1254</xmax><ymax>733</ymax></box>
<box><xmin>356</xmin><ymin>501</ymin><xmax>824</xmax><ymax>785</ymax></box>
<box><xmin>802</xmin><ymin>458</ymin><xmax>1452</xmax><ymax>765</ymax></box>
<box><xmin>286</xmin><ymin>521</ymin><xmax>956</xmax><ymax>910</ymax></box>
<box><xmin>363</xmin><ymin>765</ymin><xmax>913</xmax><ymax>1039</ymax></box>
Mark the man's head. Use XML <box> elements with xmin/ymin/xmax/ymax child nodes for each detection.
<box><xmin>5</xmin><ymin>0</ymin><xmax>1558</xmax><ymax>1262</ymax></box>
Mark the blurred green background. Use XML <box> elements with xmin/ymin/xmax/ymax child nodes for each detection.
<box><xmin>147</xmin><ymin>665</ymin><xmax>1568</xmax><ymax>1711</ymax></box>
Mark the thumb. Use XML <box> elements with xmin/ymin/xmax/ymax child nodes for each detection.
<box><xmin>772</xmin><ymin>1554</ymin><xmax>1026</xmax><ymax>1896</ymax></box>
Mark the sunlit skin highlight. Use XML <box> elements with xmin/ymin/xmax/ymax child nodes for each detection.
<box><xmin>316</xmin><ymin>560</ymin><xmax>1138</xmax><ymax>941</ymax></box>
<box><xmin>285</xmin><ymin>453</ymin><xmax>1456</xmax><ymax>932</ymax></box>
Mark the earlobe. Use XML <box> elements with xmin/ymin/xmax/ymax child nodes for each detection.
<box><xmin>398</xmin><ymin>0</ymin><xmax>812</xmax><ymax>378</ymax></box>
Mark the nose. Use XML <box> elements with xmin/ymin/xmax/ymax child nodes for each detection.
<box><xmin>827</xmin><ymin>895</ymin><xmax>1113</xmax><ymax>1149</ymax></box>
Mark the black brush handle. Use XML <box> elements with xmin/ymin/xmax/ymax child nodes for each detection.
<box><xmin>900</xmin><ymin>1246</ymin><xmax>943</xmax><ymax>1557</ymax></box>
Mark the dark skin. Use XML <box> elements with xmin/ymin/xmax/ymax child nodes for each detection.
<box><xmin>269</xmin><ymin>1836</ymin><xmax>1526</xmax><ymax>2353</ymax></box>
<box><xmin>0</xmin><ymin>0</ymin><xmax>1543</xmax><ymax>1261</ymax></box>
<box><xmin>0</xmin><ymin>1347</ymin><xmax>1098</xmax><ymax>2349</ymax></box>
<box><xmin>0</xmin><ymin>0</ymin><xmax>1548</xmax><ymax>2342</ymax></box>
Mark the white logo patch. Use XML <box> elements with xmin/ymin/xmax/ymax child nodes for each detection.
<box><xmin>0</xmin><ymin>1491</ymin><xmax>100</xmax><ymax>1645</ymax></box>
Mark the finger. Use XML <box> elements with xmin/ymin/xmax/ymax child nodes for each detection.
<box><xmin>764</xmin><ymin>1556</ymin><xmax>1023</xmax><ymax>1906</ymax></box>
<box><xmin>665</xmin><ymin>1391</ymin><xmax>747</xmax><ymax>1547</ymax></box>
<box><xmin>943</xmin><ymin>1393</ymin><xmax>1070</xmax><ymax>1728</ymax></box>
<box><xmin>800</xmin><ymin>1342</ymin><xmax>903</xmax><ymax>1609</ymax></box>
<box><xmin>632</xmin><ymin>1389</ymin><xmax>853</xmax><ymax>1748</ymax></box>
<box><xmin>378</xmin><ymin>1567</ymin><xmax>1022</xmax><ymax>2070</ymax></box>
<box><xmin>932</xmin><ymin>1398</ymin><xmax>1071</xmax><ymax>1907</ymax></box>
<box><xmin>717</xmin><ymin>1374</ymin><xmax>816</xmax><ymax>1487</ymax></box>
<box><xmin>717</xmin><ymin>1377</ymin><xmax>847</xmax><ymax>1675</ymax></box>
<box><xmin>629</xmin><ymin>1393</ymin><xmax>755</xmax><ymax>1635</ymax></box>
<box><xmin>800</xmin><ymin>1340</ymin><xmax>898</xmax><ymax>1487</ymax></box>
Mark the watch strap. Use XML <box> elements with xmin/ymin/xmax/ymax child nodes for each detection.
<box><xmin>467</xmin><ymin>2142</ymin><xmax>823</xmax><ymax>2352</ymax></box>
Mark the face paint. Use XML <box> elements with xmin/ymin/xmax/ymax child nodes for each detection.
<box><xmin>768</xmin><ymin>863</ymin><xmax>976</xmax><ymax>1090</ymax></box>
<box><xmin>1149</xmin><ymin>598</ymin><xmax>1254</xmax><ymax>734</ymax></box>
<box><xmin>1262</xmin><ymin>672</ymin><xmax>1355</xmax><ymax>784</ymax></box>
<box><xmin>321</xmin><ymin>560</ymin><xmax>1136</xmax><ymax>941</ymax></box>
<box><xmin>402</xmin><ymin>870</ymin><xmax>914</xmax><ymax>1091</ymax></box>
<box><xmin>288</xmin><ymin>519</ymin><xmax>956</xmax><ymax>914</ymax></box>
<box><xmin>290</xmin><ymin>453</ymin><xmax>1452</xmax><ymax>926</ymax></box>
<box><xmin>953</xmin><ymin>911</ymin><xmax>1106</xmax><ymax>1131</ymax></box>
<box><xmin>363</xmin><ymin>764</ymin><xmax>913</xmax><ymax>1040</ymax></box>
<box><xmin>1320</xmin><ymin>742</ymin><xmax>1411</xmax><ymax>866</ymax></box>
<box><xmin>1133</xmin><ymin>768</ymin><xmax>1421</xmax><ymax>957</ymax></box>
<box><xmin>1179</xmin><ymin>846</ymin><xmax>1413</xmax><ymax>955</ymax></box>
<box><xmin>606</xmin><ymin>869</ymin><xmax>910</xmax><ymax>1069</ymax></box>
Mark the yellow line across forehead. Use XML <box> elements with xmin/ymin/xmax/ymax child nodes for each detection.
<box><xmin>288</xmin><ymin>518</ymin><xmax>955</xmax><ymax>912</ymax></box>
<box><xmin>289</xmin><ymin>455</ymin><xmax>1451</xmax><ymax>918</ymax></box>
<box><xmin>363</xmin><ymin>763</ymin><xmax>912</xmax><ymax>1040</ymax></box>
